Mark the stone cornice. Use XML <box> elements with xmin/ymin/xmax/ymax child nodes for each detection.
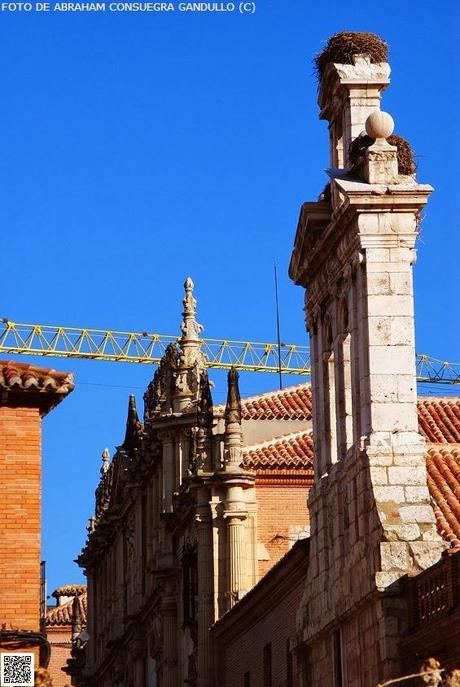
<box><xmin>289</xmin><ymin>173</ymin><xmax>433</xmax><ymax>311</ymax></box>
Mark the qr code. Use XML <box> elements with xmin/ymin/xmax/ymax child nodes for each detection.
<box><xmin>0</xmin><ymin>653</ymin><xmax>34</xmax><ymax>687</ymax></box>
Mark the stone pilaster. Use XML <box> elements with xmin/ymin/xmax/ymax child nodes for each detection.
<box><xmin>196</xmin><ymin>488</ymin><xmax>214</xmax><ymax>687</ymax></box>
<box><xmin>161</xmin><ymin>594</ymin><xmax>178</xmax><ymax>687</ymax></box>
<box><xmin>219</xmin><ymin>369</ymin><xmax>256</xmax><ymax>610</ymax></box>
<box><xmin>318</xmin><ymin>55</ymin><xmax>390</xmax><ymax>168</ymax></box>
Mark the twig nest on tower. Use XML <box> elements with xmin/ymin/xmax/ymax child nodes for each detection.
<box><xmin>315</xmin><ymin>31</ymin><xmax>388</xmax><ymax>80</ymax></box>
<box><xmin>349</xmin><ymin>132</ymin><xmax>416</xmax><ymax>176</ymax></box>
<box><xmin>365</xmin><ymin>110</ymin><xmax>394</xmax><ymax>139</ymax></box>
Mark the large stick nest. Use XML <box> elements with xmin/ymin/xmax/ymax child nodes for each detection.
<box><xmin>315</xmin><ymin>32</ymin><xmax>388</xmax><ymax>81</ymax></box>
<box><xmin>348</xmin><ymin>133</ymin><xmax>416</xmax><ymax>176</ymax></box>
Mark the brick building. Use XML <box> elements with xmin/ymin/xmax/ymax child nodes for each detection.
<box><xmin>0</xmin><ymin>361</ymin><xmax>73</xmax><ymax>671</ymax></box>
<box><xmin>46</xmin><ymin>585</ymin><xmax>87</xmax><ymax>687</ymax></box>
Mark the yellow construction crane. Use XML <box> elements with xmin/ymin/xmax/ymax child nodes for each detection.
<box><xmin>0</xmin><ymin>319</ymin><xmax>458</xmax><ymax>384</ymax></box>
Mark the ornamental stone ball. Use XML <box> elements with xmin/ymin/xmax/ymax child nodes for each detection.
<box><xmin>365</xmin><ymin>110</ymin><xmax>394</xmax><ymax>139</ymax></box>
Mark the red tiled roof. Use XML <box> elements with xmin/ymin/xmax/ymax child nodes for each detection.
<box><xmin>418</xmin><ymin>398</ymin><xmax>460</xmax><ymax>443</ymax></box>
<box><xmin>242</xmin><ymin>430</ymin><xmax>314</xmax><ymax>472</ymax></box>
<box><xmin>46</xmin><ymin>590</ymin><xmax>87</xmax><ymax>627</ymax></box>
<box><xmin>0</xmin><ymin>360</ymin><xmax>74</xmax><ymax>393</ymax></box>
<box><xmin>218</xmin><ymin>385</ymin><xmax>460</xmax><ymax>434</ymax></box>
<box><xmin>0</xmin><ymin>360</ymin><xmax>74</xmax><ymax>413</ymax></box>
<box><xmin>427</xmin><ymin>446</ymin><xmax>460</xmax><ymax>550</ymax></box>
<box><xmin>51</xmin><ymin>584</ymin><xmax>87</xmax><ymax>600</ymax></box>
<box><xmin>239</xmin><ymin>383</ymin><xmax>312</xmax><ymax>421</ymax></box>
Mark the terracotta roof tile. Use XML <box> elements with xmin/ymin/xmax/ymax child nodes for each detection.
<box><xmin>418</xmin><ymin>398</ymin><xmax>460</xmax><ymax>443</ymax></box>
<box><xmin>242</xmin><ymin>430</ymin><xmax>314</xmax><ymax>472</ymax></box>
<box><xmin>0</xmin><ymin>360</ymin><xmax>74</xmax><ymax>395</ymax></box>
<box><xmin>215</xmin><ymin>383</ymin><xmax>312</xmax><ymax>421</ymax></box>
<box><xmin>46</xmin><ymin>590</ymin><xmax>87</xmax><ymax>627</ymax></box>
<box><xmin>427</xmin><ymin>446</ymin><xmax>460</xmax><ymax>549</ymax></box>
<box><xmin>218</xmin><ymin>384</ymin><xmax>460</xmax><ymax>430</ymax></box>
<box><xmin>238</xmin><ymin>383</ymin><xmax>312</xmax><ymax>421</ymax></box>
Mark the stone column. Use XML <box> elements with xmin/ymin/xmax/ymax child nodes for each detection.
<box><xmin>227</xmin><ymin>512</ymin><xmax>247</xmax><ymax>605</ymax></box>
<box><xmin>196</xmin><ymin>488</ymin><xmax>214</xmax><ymax>687</ymax></box>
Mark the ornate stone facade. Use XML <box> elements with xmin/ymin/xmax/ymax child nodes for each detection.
<box><xmin>71</xmin><ymin>280</ymin><xmax>312</xmax><ymax>687</ymax></box>
<box><xmin>289</xmin><ymin>38</ymin><xmax>446</xmax><ymax>686</ymax></box>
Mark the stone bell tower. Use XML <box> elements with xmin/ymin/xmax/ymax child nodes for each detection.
<box><xmin>289</xmin><ymin>33</ymin><xmax>445</xmax><ymax>685</ymax></box>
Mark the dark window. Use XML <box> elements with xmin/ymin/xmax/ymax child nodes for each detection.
<box><xmin>183</xmin><ymin>551</ymin><xmax>198</xmax><ymax>624</ymax></box>
<box><xmin>300</xmin><ymin>645</ymin><xmax>311</xmax><ymax>687</ymax></box>
<box><xmin>286</xmin><ymin>639</ymin><xmax>293</xmax><ymax>687</ymax></box>
<box><xmin>244</xmin><ymin>672</ymin><xmax>250</xmax><ymax>687</ymax></box>
<box><xmin>263</xmin><ymin>643</ymin><xmax>272</xmax><ymax>687</ymax></box>
<box><xmin>333</xmin><ymin>629</ymin><xmax>344</xmax><ymax>687</ymax></box>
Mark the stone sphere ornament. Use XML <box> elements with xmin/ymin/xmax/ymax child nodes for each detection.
<box><xmin>365</xmin><ymin>110</ymin><xmax>394</xmax><ymax>139</ymax></box>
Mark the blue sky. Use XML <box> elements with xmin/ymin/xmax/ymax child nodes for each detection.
<box><xmin>1</xmin><ymin>0</ymin><xmax>459</xmax><ymax>594</ymax></box>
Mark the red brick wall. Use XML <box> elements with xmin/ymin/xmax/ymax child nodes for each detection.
<box><xmin>47</xmin><ymin>628</ymin><xmax>73</xmax><ymax>687</ymax></box>
<box><xmin>256</xmin><ymin>482</ymin><xmax>309</xmax><ymax>578</ymax></box>
<box><xmin>0</xmin><ymin>406</ymin><xmax>42</xmax><ymax>632</ymax></box>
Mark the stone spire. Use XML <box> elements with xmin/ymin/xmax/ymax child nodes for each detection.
<box><xmin>180</xmin><ymin>277</ymin><xmax>203</xmax><ymax>343</ymax></box>
<box><xmin>223</xmin><ymin>368</ymin><xmax>243</xmax><ymax>472</ymax></box>
<box><xmin>174</xmin><ymin>277</ymin><xmax>207</xmax><ymax>412</ymax></box>
<box><xmin>100</xmin><ymin>448</ymin><xmax>110</xmax><ymax>475</ymax></box>
<box><xmin>122</xmin><ymin>394</ymin><xmax>141</xmax><ymax>451</ymax></box>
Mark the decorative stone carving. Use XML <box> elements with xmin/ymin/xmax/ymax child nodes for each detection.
<box><xmin>180</xmin><ymin>277</ymin><xmax>203</xmax><ymax>342</ymax></box>
<box><xmin>222</xmin><ymin>368</ymin><xmax>243</xmax><ymax>472</ymax></box>
<box><xmin>144</xmin><ymin>343</ymin><xmax>179</xmax><ymax>418</ymax></box>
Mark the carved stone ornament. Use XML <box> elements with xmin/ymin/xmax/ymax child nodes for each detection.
<box><xmin>181</xmin><ymin>277</ymin><xmax>203</xmax><ymax>341</ymax></box>
<box><xmin>144</xmin><ymin>343</ymin><xmax>179</xmax><ymax>418</ymax></box>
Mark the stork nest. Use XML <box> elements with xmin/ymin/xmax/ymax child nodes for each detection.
<box><xmin>315</xmin><ymin>31</ymin><xmax>388</xmax><ymax>80</ymax></box>
<box><xmin>348</xmin><ymin>133</ymin><xmax>416</xmax><ymax>176</ymax></box>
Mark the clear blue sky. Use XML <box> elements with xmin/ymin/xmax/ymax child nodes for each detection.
<box><xmin>1</xmin><ymin>0</ymin><xmax>459</xmax><ymax>595</ymax></box>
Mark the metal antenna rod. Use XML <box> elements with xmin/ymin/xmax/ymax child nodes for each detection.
<box><xmin>273</xmin><ymin>261</ymin><xmax>283</xmax><ymax>390</ymax></box>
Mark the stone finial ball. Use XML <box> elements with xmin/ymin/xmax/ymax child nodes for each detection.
<box><xmin>365</xmin><ymin>110</ymin><xmax>394</xmax><ymax>139</ymax></box>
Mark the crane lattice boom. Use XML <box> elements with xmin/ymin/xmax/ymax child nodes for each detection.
<box><xmin>0</xmin><ymin>320</ymin><xmax>458</xmax><ymax>384</ymax></box>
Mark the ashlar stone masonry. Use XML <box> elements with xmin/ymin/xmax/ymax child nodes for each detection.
<box><xmin>289</xmin><ymin>34</ymin><xmax>445</xmax><ymax>686</ymax></box>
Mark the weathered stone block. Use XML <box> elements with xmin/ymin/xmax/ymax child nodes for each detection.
<box><xmin>368</xmin><ymin>346</ymin><xmax>415</xmax><ymax>374</ymax></box>
<box><xmin>366</xmin><ymin>248</ymin><xmax>390</xmax><ymax>263</ymax></box>
<box><xmin>374</xmin><ymin>485</ymin><xmax>405</xmax><ymax>502</ymax></box>
<box><xmin>367</xmin><ymin>295</ymin><xmax>413</xmax><ymax>318</ymax></box>
<box><xmin>368</xmin><ymin>274</ymin><xmax>391</xmax><ymax>296</ymax></box>
<box><xmin>368</xmin><ymin>316</ymin><xmax>392</xmax><ymax>345</ymax></box>
<box><xmin>388</xmin><ymin>466</ymin><xmax>426</xmax><ymax>486</ymax></box>
<box><xmin>370</xmin><ymin>403</ymin><xmax>418</xmax><ymax>433</ymax></box>
<box><xmin>384</xmin><ymin>523</ymin><xmax>420</xmax><ymax>541</ymax></box>
<box><xmin>404</xmin><ymin>486</ymin><xmax>430</xmax><ymax>502</ymax></box>
<box><xmin>390</xmin><ymin>317</ymin><xmax>414</xmax><ymax>346</ymax></box>
<box><xmin>408</xmin><ymin>542</ymin><xmax>444</xmax><ymax>570</ymax></box>
<box><xmin>399</xmin><ymin>505</ymin><xmax>436</xmax><ymax>524</ymax></box>
<box><xmin>389</xmin><ymin>272</ymin><xmax>412</xmax><ymax>295</ymax></box>
<box><xmin>369</xmin><ymin>467</ymin><xmax>388</xmax><ymax>485</ymax></box>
